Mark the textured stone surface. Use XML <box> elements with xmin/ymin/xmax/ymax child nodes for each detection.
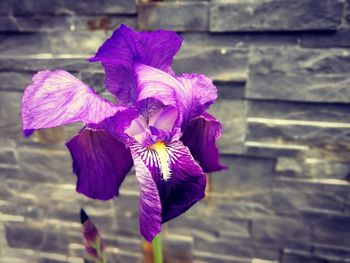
<box><xmin>212</xmin><ymin>155</ymin><xmax>275</xmax><ymax>194</ymax></box>
<box><xmin>208</xmin><ymin>100</ymin><xmax>246</xmax><ymax>154</ymax></box>
<box><xmin>301</xmin><ymin>29</ymin><xmax>350</xmax><ymax>48</ymax></box>
<box><xmin>0</xmin><ymin>15</ymin><xmax>136</xmax><ymax>32</ymax></box>
<box><xmin>246</xmin><ymin>47</ymin><xmax>350</xmax><ymax>102</ymax></box>
<box><xmin>138</xmin><ymin>2</ymin><xmax>208</xmax><ymax>31</ymax></box>
<box><xmin>174</xmin><ymin>47</ymin><xmax>248</xmax><ymax>82</ymax></box>
<box><xmin>210</xmin><ymin>0</ymin><xmax>344</xmax><ymax>32</ymax></box>
<box><xmin>1</xmin><ymin>0</ymin><xmax>137</xmax><ymax>15</ymax></box>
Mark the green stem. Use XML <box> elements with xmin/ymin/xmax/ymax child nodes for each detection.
<box><xmin>152</xmin><ymin>233</ymin><xmax>163</xmax><ymax>263</ymax></box>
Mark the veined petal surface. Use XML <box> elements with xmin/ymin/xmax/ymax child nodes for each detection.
<box><xmin>181</xmin><ymin>112</ymin><xmax>226</xmax><ymax>173</ymax></box>
<box><xmin>90</xmin><ymin>24</ymin><xmax>183</xmax><ymax>104</ymax></box>
<box><xmin>21</xmin><ymin>70</ymin><xmax>120</xmax><ymax>136</ymax></box>
<box><xmin>66</xmin><ymin>128</ymin><xmax>133</xmax><ymax>200</ymax></box>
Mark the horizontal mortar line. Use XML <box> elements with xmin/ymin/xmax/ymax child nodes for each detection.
<box><xmin>245</xmin><ymin>141</ymin><xmax>309</xmax><ymax>150</ymax></box>
<box><xmin>247</xmin><ymin>117</ymin><xmax>350</xmax><ymax>128</ymax></box>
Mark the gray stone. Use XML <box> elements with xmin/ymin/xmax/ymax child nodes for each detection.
<box><xmin>211</xmin><ymin>155</ymin><xmax>276</xmax><ymax>195</ymax></box>
<box><xmin>0</xmin><ymin>71</ymin><xmax>32</xmax><ymax>91</ymax></box>
<box><xmin>5</xmin><ymin>223</ymin><xmax>69</xmax><ymax>254</ymax></box>
<box><xmin>303</xmin><ymin>211</ymin><xmax>350</xmax><ymax>247</ymax></box>
<box><xmin>0</xmin><ymin>31</ymin><xmax>108</xmax><ymax>56</ymax></box>
<box><xmin>301</xmin><ymin>30</ymin><xmax>350</xmax><ymax>48</ymax></box>
<box><xmin>163</xmin><ymin>234</ymin><xmax>193</xmax><ymax>263</ymax></box>
<box><xmin>169</xmin><ymin>214</ymin><xmax>250</xmax><ymax>239</ymax></box>
<box><xmin>273</xmin><ymin>179</ymin><xmax>348</xmax><ymax>213</ymax></box>
<box><xmin>216</xmin><ymin>82</ymin><xmax>245</xmax><ymax>100</ymax></box>
<box><xmin>210</xmin><ymin>0</ymin><xmax>344</xmax><ymax>32</ymax></box>
<box><xmin>0</xmin><ymin>92</ymin><xmax>23</xmax><ymax>139</ymax></box>
<box><xmin>313</xmin><ymin>244</ymin><xmax>350</xmax><ymax>259</ymax></box>
<box><xmin>18</xmin><ymin>147</ymin><xmax>73</xmax><ymax>183</ymax></box>
<box><xmin>138</xmin><ymin>2</ymin><xmax>208</xmax><ymax>32</ymax></box>
<box><xmin>247</xmin><ymin>101</ymin><xmax>350</xmax><ymax>124</ymax></box>
<box><xmin>173</xmin><ymin>47</ymin><xmax>248</xmax><ymax>82</ymax></box>
<box><xmin>194</xmin><ymin>251</ymin><xmax>251</xmax><ymax>263</ymax></box>
<box><xmin>247</xmin><ymin>121</ymin><xmax>350</xmax><ymax>150</ymax></box>
<box><xmin>0</xmin><ymin>149</ymin><xmax>17</xmax><ymax>165</ymax></box>
<box><xmin>0</xmin><ymin>57</ymin><xmax>100</xmax><ymax>72</ymax></box>
<box><xmin>281</xmin><ymin>250</ymin><xmax>341</xmax><ymax>263</ymax></box>
<box><xmin>0</xmin><ymin>15</ymin><xmax>136</xmax><ymax>32</ymax></box>
<box><xmin>252</xmin><ymin>216</ymin><xmax>311</xmax><ymax>242</ymax></box>
<box><xmin>277</xmin><ymin>157</ymin><xmax>350</xmax><ymax>180</ymax></box>
<box><xmin>208</xmin><ymin>100</ymin><xmax>246</xmax><ymax>154</ymax></box>
<box><xmin>2</xmin><ymin>0</ymin><xmax>136</xmax><ymax>15</ymax></box>
<box><xmin>180</xmin><ymin>32</ymin><xmax>298</xmax><ymax>47</ymax></box>
<box><xmin>246</xmin><ymin>47</ymin><xmax>350</xmax><ymax>103</ymax></box>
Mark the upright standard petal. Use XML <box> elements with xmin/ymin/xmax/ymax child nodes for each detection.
<box><xmin>21</xmin><ymin>70</ymin><xmax>120</xmax><ymax>136</ymax></box>
<box><xmin>90</xmin><ymin>24</ymin><xmax>183</xmax><ymax>104</ymax></box>
<box><xmin>131</xmin><ymin>140</ymin><xmax>206</xmax><ymax>225</ymax></box>
<box><xmin>135</xmin><ymin>64</ymin><xmax>217</xmax><ymax>127</ymax></box>
<box><xmin>66</xmin><ymin>129</ymin><xmax>133</xmax><ymax>200</ymax></box>
<box><xmin>181</xmin><ymin>112</ymin><xmax>226</xmax><ymax>173</ymax></box>
<box><xmin>131</xmin><ymin>149</ymin><xmax>162</xmax><ymax>242</ymax></box>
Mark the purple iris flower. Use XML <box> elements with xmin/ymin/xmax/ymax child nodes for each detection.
<box><xmin>21</xmin><ymin>25</ymin><xmax>225</xmax><ymax>242</ymax></box>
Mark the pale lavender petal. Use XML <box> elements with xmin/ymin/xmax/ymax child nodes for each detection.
<box><xmin>130</xmin><ymin>147</ymin><xmax>162</xmax><ymax>242</ymax></box>
<box><xmin>135</xmin><ymin>64</ymin><xmax>217</xmax><ymax>127</ymax></box>
<box><xmin>66</xmin><ymin>128</ymin><xmax>133</xmax><ymax>200</ymax></box>
<box><xmin>148</xmin><ymin>106</ymin><xmax>178</xmax><ymax>132</ymax></box>
<box><xmin>90</xmin><ymin>24</ymin><xmax>183</xmax><ymax>104</ymax></box>
<box><xmin>181</xmin><ymin>112</ymin><xmax>226</xmax><ymax>173</ymax></box>
<box><xmin>21</xmin><ymin>70</ymin><xmax>120</xmax><ymax>136</ymax></box>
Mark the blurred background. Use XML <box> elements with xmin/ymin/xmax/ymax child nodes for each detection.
<box><xmin>1</xmin><ymin>0</ymin><xmax>350</xmax><ymax>262</ymax></box>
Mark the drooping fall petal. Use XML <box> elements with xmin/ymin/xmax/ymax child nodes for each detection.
<box><xmin>21</xmin><ymin>70</ymin><xmax>120</xmax><ymax>136</ymax></box>
<box><xmin>130</xmin><ymin>148</ymin><xmax>162</xmax><ymax>242</ymax></box>
<box><xmin>90</xmin><ymin>24</ymin><xmax>183</xmax><ymax>104</ymax></box>
<box><xmin>181</xmin><ymin>112</ymin><xmax>226</xmax><ymax>173</ymax></box>
<box><xmin>131</xmin><ymin>141</ymin><xmax>206</xmax><ymax>227</ymax></box>
<box><xmin>66</xmin><ymin>129</ymin><xmax>133</xmax><ymax>200</ymax></box>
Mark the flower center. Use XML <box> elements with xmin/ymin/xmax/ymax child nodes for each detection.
<box><xmin>150</xmin><ymin>141</ymin><xmax>171</xmax><ymax>181</ymax></box>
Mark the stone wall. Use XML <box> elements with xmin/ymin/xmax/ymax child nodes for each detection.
<box><xmin>1</xmin><ymin>0</ymin><xmax>350</xmax><ymax>262</ymax></box>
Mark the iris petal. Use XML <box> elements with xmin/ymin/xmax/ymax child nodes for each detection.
<box><xmin>181</xmin><ymin>112</ymin><xmax>226</xmax><ymax>173</ymax></box>
<box><xmin>66</xmin><ymin>128</ymin><xmax>133</xmax><ymax>200</ymax></box>
<box><xmin>131</xmin><ymin>150</ymin><xmax>162</xmax><ymax>242</ymax></box>
<box><xmin>90</xmin><ymin>24</ymin><xmax>183</xmax><ymax>104</ymax></box>
<box><xmin>131</xmin><ymin>140</ymin><xmax>206</xmax><ymax>226</ymax></box>
<box><xmin>135</xmin><ymin>64</ymin><xmax>217</xmax><ymax>128</ymax></box>
<box><xmin>21</xmin><ymin>70</ymin><xmax>120</xmax><ymax>136</ymax></box>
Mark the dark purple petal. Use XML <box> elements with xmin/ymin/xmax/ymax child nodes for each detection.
<box><xmin>181</xmin><ymin>112</ymin><xmax>226</xmax><ymax>173</ymax></box>
<box><xmin>66</xmin><ymin>128</ymin><xmax>133</xmax><ymax>200</ymax></box>
<box><xmin>160</xmin><ymin>141</ymin><xmax>206</xmax><ymax>223</ymax></box>
<box><xmin>21</xmin><ymin>70</ymin><xmax>120</xmax><ymax>136</ymax></box>
<box><xmin>90</xmin><ymin>24</ymin><xmax>182</xmax><ymax>104</ymax></box>
<box><xmin>131</xmin><ymin>140</ymin><xmax>206</xmax><ymax>225</ymax></box>
<box><xmin>135</xmin><ymin>64</ymin><xmax>217</xmax><ymax>128</ymax></box>
<box><xmin>130</xmin><ymin>148</ymin><xmax>162</xmax><ymax>242</ymax></box>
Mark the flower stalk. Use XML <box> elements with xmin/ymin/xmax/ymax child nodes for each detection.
<box><xmin>152</xmin><ymin>233</ymin><xmax>163</xmax><ymax>263</ymax></box>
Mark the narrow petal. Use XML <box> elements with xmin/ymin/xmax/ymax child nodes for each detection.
<box><xmin>131</xmin><ymin>140</ymin><xmax>206</xmax><ymax>225</ymax></box>
<box><xmin>66</xmin><ymin>128</ymin><xmax>133</xmax><ymax>200</ymax></box>
<box><xmin>21</xmin><ymin>70</ymin><xmax>120</xmax><ymax>136</ymax></box>
<box><xmin>90</xmin><ymin>24</ymin><xmax>182</xmax><ymax>104</ymax></box>
<box><xmin>135</xmin><ymin>64</ymin><xmax>217</xmax><ymax>127</ymax></box>
<box><xmin>131</xmin><ymin>149</ymin><xmax>162</xmax><ymax>242</ymax></box>
<box><xmin>180</xmin><ymin>112</ymin><xmax>226</xmax><ymax>173</ymax></box>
